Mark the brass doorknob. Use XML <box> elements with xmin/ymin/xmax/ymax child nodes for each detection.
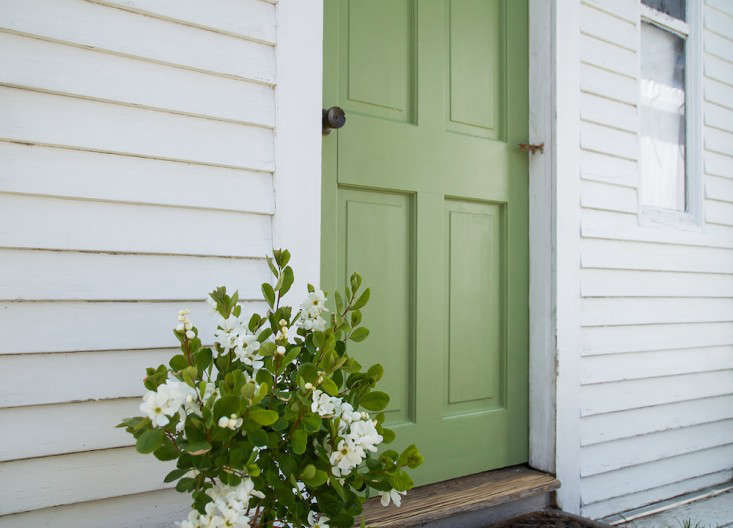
<box><xmin>322</xmin><ymin>106</ymin><xmax>346</xmax><ymax>135</ymax></box>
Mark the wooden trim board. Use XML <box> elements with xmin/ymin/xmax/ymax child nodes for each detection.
<box><xmin>357</xmin><ymin>466</ymin><xmax>560</xmax><ymax>527</ymax></box>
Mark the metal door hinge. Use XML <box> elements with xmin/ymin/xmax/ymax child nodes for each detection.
<box><xmin>519</xmin><ymin>142</ymin><xmax>544</xmax><ymax>154</ymax></box>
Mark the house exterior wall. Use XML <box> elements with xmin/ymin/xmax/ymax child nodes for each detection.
<box><xmin>572</xmin><ymin>0</ymin><xmax>733</xmax><ymax>519</ymax></box>
<box><xmin>0</xmin><ymin>1</ymin><xmax>321</xmax><ymax>526</ymax></box>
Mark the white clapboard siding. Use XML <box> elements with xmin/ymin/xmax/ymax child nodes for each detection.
<box><xmin>706</xmin><ymin>175</ymin><xmax>733</xmax><ymax>203</ymax></box>
<box><xmin>581</xmin><ymin>238</ymin><xmax>733</xmax><ymax>273</ymax></box>
<box><xmin>706</xmin><ymin>198</ymin><xmax>733</xmax><ymax>226</ymax></box>
<box><xmin>580</xmin><ymin>182</ymin><xmax>638</xmax><ymax>214</ymax></box>
<box><xmin>0</xmin><ymin>250</ymin><xmax>269</xmax><ymax>301</ymax></box>
<box><xmin>705</xmin><ymin>77</ymin><xmax>733</xmax><ymax>111</ymax></box>
<box><xmin>581</xmin><ymin>298</ymin><xmax>733</xmax><ymax>326</ymax></box>
<box><xmin>705</xmin><ymin>54</ymin><xmax>733</xmax><ymax>87</ymax></box>
<box><xmin>0</xmin><ymin>301</ymin><xmax>267</xmax><ymax>354</ymax></box>
<box><xmin>581</xmin><ymin>269</ymin><xmax>733</xmax><ymax>297</ymax></box>
<box><xmin>582</xmin><ymin>469</ymin><xmax>733</xmax><ymax>519</ymax></box>
<box><xmin>581</xmin><ymin>419</ymin><xmax>733</xmax><ymax>477</ymax></box>
<box><xmin>580</xmin><ymin>63</ymin><xmax>638</xmax><ymax>105</ymax></box>
<box><xmin>0</xmin><ymin>488</ymin><xmax>189</xmax><ymax>528</ymax></box>
<box><xmin>96</xmin><ymin>0</ymin><xmax>276</xmax><ymax>44</ymax></box>
<box><xmin>580</xmin><ymin>2</ymin><xmax>637</xmax><ymax>50</ymax></box>
<box><xmin>582</xmin><ymin>0</ymin><xmax>638</xmax><ymax>22</ymax></box>
<box><xmin>705</xmin><ymin>127</ymin><xmax>733</xmax><ymax>156</ymax></box>
<box><xmin>0</xmin><ymin>0</ymin><xmax>275</xmax><ymax>83</ymax></box>
<box><xmin>0</xmin><ymin>399</ymin><xmax>141</xmax><ymax>461</ymax></box>
<box><xmin>0</xmin><ymin>88</ymin><xmax>274</xmax><ymax>170</ymax></box>
<box><xmin>580</xmin><ymin>371</ymin><xmax>733</xmax><ymax>416</ymax></box>
<box><xmin>705</xmin><ymin>4</ymin><xmax>733</xmax><ymax>38</ymax></box>
<box><xmin>582</xmin><ymin>322</ymin><xmax>733</xmax><ymax>355</ymax></box>
<box><xmin>0</xmin><ymin>33</ymin><xmax>275</xmax><ymax>127</ymax></box>
<box><xmin>0</xmin><ymin>447</ymin><xmax>176</xmax><ymax>515</ymax></box>
<box><xmin>580</xmin><ymin>394</ymin><xmax>733</xmax><ymax>446</ymax></box>
<box><xmin>0</xmin><ymin>194</ymin><xmax>271</xmax><ymax>257</ymax></box>
<box><xmin>580</xmin><ymin>33</ymin><xmax>637</xmax><ymax>79</ymax></box>
<box><xmin>705</xmin><ymin>30</ymin><xmax>733</xmax><ymax>63</ymax></box>
<box><xmin>582</xmin><ymin>208</ymin><xmax>733</xmax><ymax>249</ymax></box>
<box><xmin>580</xmin><ymin>151</ymin><xmax>639</xmax><ymax>187</ymax></box>
<box><xmin>706</xmin><ymin>150</ymin><xmax>733</xmax><ymax>179</ymax></box>
<box><xmin>581</xmin><ymin>346</ymin><xmax>733</xmax><ymax>384</ymax></box>
<box><xmin>706</xmin><ymin>102</ymin><xmax>733</xmax><ymax>134</ymax></box>
<box><xmin>581</xmin><ymin>121</ymin><xmax>639</xmax><ymax>160</ymax></box>
<box><xmin>581</xmin><ymin>92</ymin><xmax>638</xmax><ymax>133</ymax></box>
<box><xmin>707</xmin><ymin>0</ymin><xmax>733</xmax><ymax>17</ymax></box>
<box><xmin>581</xmin><ymin>443</ymin><xmax>733</xmax><ymax>506</ymax></box>
<box><xmin>0</xmin><ymin>143</ymin><xmax>274</xmax><ymax>214</ymax></box>
<box><xmin>0</xmin><ymin>350</ymin><xmax>174</xmax><ymax>407</ymax></box>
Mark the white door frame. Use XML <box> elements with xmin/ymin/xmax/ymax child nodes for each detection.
<box><xmin>528</xmin><ymin>0</ymin><xmax>582</xmax><ymax>513</ymax></box>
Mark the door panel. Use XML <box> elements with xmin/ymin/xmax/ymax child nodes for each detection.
<box><xmin>323</xmin><ymin>0</ymin><xmax>528</xmax><ymax>485</ymax></box>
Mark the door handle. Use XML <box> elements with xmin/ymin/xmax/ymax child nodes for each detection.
<box><xmin>322</xmin><ymin>106</ymin><xmax>346</xmax><ymax>135</ymax></box>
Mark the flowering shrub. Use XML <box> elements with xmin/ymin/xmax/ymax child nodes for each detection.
<box><xmin>118</xmin><ymin>250</ymin><xmax>423</xmax><ymax>528</ymax></box>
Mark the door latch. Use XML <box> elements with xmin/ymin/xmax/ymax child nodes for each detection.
<box><xmin>518</xmin><ymin>142</ymin><xmax>544</xmax><ymax>154</ymax></box>
<box><xmin>322</xmin><ymin>106</ymin><xmax>346</xmax><ymax>135</ymax></box>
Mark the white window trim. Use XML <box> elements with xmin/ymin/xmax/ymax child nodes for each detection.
<box><xmin>638</xmin><ymin>0</ymin><xmax>704</xmax><ymax>230</ymax></box>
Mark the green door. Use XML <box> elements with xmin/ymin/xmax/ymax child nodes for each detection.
<box><xmin>322</xmin><ymin>0</ymin><xmax>528</xmax><ymax>485</ymax></box>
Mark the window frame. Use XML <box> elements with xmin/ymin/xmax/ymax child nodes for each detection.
<box><xmin>638</xmin><ymin>0</ymin><xmax>704</xmax><ymax>230</ymax></box>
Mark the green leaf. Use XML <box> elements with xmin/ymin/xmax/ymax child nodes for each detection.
<box><xmin>184</xmin><ymin>440</ymin><xmax>212</xmax><ymax>455</ymax></box>
<box><xmin>350</xmin><ymin>272</ymin><xmax>362</xmax><ymax>293</ymax></box>
<box><xmin>360</xmin><ymin>391</ymin><xmax>390</xmax><ymax>411</ymax></box>
<box><xmin>350</xmin><ymin>309</ymin><xmax>362</xmax><ymax>328</ymax></box>
<box><xmin>164</xmin><ymin>468</ymin><xmax>187</xmax><ymax>483</ymax></box>
<box><xmin>298</xmin><ymin>362</ymin><xmax>318</xmax><ymax>384</ymax></box>
<box><xmin>259</xmin><ymin>341</ymin><xmax>276</xmax><ymax>357</ymax></box>
<box><xmin>302</xmin><ymin>414</ymin><xmax>322</xmax><ymax>433</ymax></box>
<box><xmin>367</xmin><ymin>363</ymin><xmax>384</xmax><ymax>382</ymax></box>
<box><xmin>331</xmin><ymin>476</ymin><xmax>346</xmax><ymax>500</ymax></box>
<box><xmin>352</xmin><ymin>288</ymin><xmax>370</xmax><ymax>310</ymax></box>
<box><xmin>136</xmin><ymin>428</ymin><xmax>164</xmax><ymax>454</ymax></box>
<box><xmin>292</xmin><ymin>429</ymin><xmax>307</xmax><ymax>455</ymax></box>
<box><xmin>153</xmin><ymin>443</ymin><xmax>179</xmax><ymax>460</ymax></box>
<box><xmin>280</xmin><ymin>266</ymin><xmax>294</xmax><ymax>296</ymax></box>
<box><xmin>248</xmin><ymin>428</ymin><xmax>268</xmax><ymax>447</ymax></box>
<box><xmin>299</xmin><ymin>464</ymin><xmax>316</xmax><ymax>481</ymax></box>
<box><xmin>381</xmin><ymin>428</ymin><xmax>396</xmax><ymax>444</ymax></box>
<box><xmin>266</xmin><ymin>256</ymin><xmax>279</xmax><ymax>278</ymax></box>
<box><xmin>320</xmin><ymin>377</ymin><xmax>338</xmax><ymax>396</ymax></box>
<box><xmin>169</xmin><ymin>354</ymin><xmax>187</xmax><ymax>371</ymax></box>
<box><xmin>305</xmin><ymin>469</ymin><xmax>329</xmax><ymax>488</ymax></box>
<box><xmin>350</xmin><ymin>327</ymin><xmax>370</xmax><ymax>343</ymax></box>
<box><xmin>195</xmin><ymin>348</ymin><xmax>212</xmax><ymax>372</ymax></box>
<box><xmin>249</xmin><ymin>407</ymin><xmax>279</xmax><ymax>426</ymax></box>
<box><xmin>176</xmin><ymin>477</ymin><xmax>197</xmax><ymax>492</ymax></box>
<box><xmin>334</xmin><ymin>291</ymin><xmax>344</xmax><ymax>314</ymax></box>
<box><xmin>214</xmin><ymin>395</ymin><xmax>240</xmax><ymax>419</ymax></box>
<box><xmin>262</xmin><ymin>283</ymin><xmax>276</xmax><ymax>308</ymax></box>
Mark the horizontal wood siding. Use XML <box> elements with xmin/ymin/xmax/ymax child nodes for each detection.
<box><xmin>577</xmin><ymin>0</ymin><xmax>733</xmax><ymax>518</ymax></box>
<box><xmin>0</xmin><ymin>0</ymin><xmax>276</xmax><ymax>523</ymax></box>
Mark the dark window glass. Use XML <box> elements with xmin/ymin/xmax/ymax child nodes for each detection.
<box><xmin>642</xmin><ymin>0</ymin><xmax>686</xmax><ymax>21</ymax></box>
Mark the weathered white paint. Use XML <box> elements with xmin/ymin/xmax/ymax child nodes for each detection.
<box><xmin>552</xmin><ymin>0</ymin><xmax>583</xmax><ymax>514</ymax></box>
<box><xmin>528</xmin><ymin>0</ymin><xmax>557</xmax><ymax>475</ymax></box>
<box><xmin>0</xmin><ymin>0</ymin><xmax>309</xmax><ymax>524</ymax></box>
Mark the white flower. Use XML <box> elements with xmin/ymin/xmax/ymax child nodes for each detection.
<box><xmin>379</xmin><ymin>489</ymin><xmax>406</xmax><ymax>508</ymax></box>
<box><xmin>235</xmin><ymin>333</ymin><xmax>262</xmax><ymax>366</ymax></box>
<box><xmin>347</xmin><ymin>419</ymin><xmax>382</xmax><ymax>453</ymax></box>
<box><xmin>140</xmin><ymin>378</ymin><xmax>198</xmax><ymax>428</ymax></box>
<box><xmin>299</xmin><ymin>290</ymin><xmax>329</xmax><ymax>332</ymax></box>
<box><xmin>178</xmin><ymin>478</ymin><xmax>259</xmax><ymax>528</ymax></box>
<box><xmin>218</xmin><ymin>416</ymin><xmax>230</xmax><ymax>428</ymax></box>
<box><xmin>307</xmin><ymin>511</ymin><xmax>330</xmax><ymax>528</ymax></box>
<box><xmin>329</xmin><ymin>438</ymin><xmax>364</xmax><ymax>477</ymax></box>
<box><xmin>311</xmin><ymin>390</ymin><xmax>337</xmax><ymax>417</ymax></box>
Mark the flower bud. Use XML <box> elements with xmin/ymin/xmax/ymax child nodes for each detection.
<box><xmin>279</xmin><ymin>319</ymin><xmax>287</xmax><ymax>327</ymax></box>
<box><xmin>276</xmin><ymin>346</ymin><xmax>286</xmax><ymax>356</ymax></box>
<box><xmin>304</xmin><ymin>382</ymin><xmax>313</xmax><ymax>390</ymax></box>
<box><xmin>185</xmin><ymin>330</ymin><xmax>195</xmax><ymax>339</ymax></box>
<box><xmin>217</xmin><ymin>416</ymin><xmax>229</xmax><ymax>428</ymax></box>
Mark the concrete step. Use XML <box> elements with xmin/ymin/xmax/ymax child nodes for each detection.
<box><xmin>356</xmin><ymin>465</ymin><xmax>561</xmax><ymax>527</ymax></box>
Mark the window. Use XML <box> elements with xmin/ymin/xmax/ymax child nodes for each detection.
<box><xmin>639</xmin><ymin>0</ymin><xmax>702</xmax><ymax>223</ymax></box>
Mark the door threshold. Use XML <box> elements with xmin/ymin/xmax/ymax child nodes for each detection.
<box><xmin>356</xmin><ymin>465</ymin><xmax>560</xmax><ymax>527</ymax></box>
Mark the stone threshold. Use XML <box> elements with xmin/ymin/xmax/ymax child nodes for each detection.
<box><xmin>356</xmin><ymin>465</ymin><xmax>560</xmax><ymax>527</ymax></box>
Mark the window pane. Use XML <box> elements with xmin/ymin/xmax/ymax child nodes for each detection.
<box><xmin>640</xmin><ymin>21</ymin><xmax>686</xmax><ymax>211</ymax></box>
<box><xmin>642</xmin><ymin>0</ymin><xmax>686</xmax><ymax>21</ymax></box>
